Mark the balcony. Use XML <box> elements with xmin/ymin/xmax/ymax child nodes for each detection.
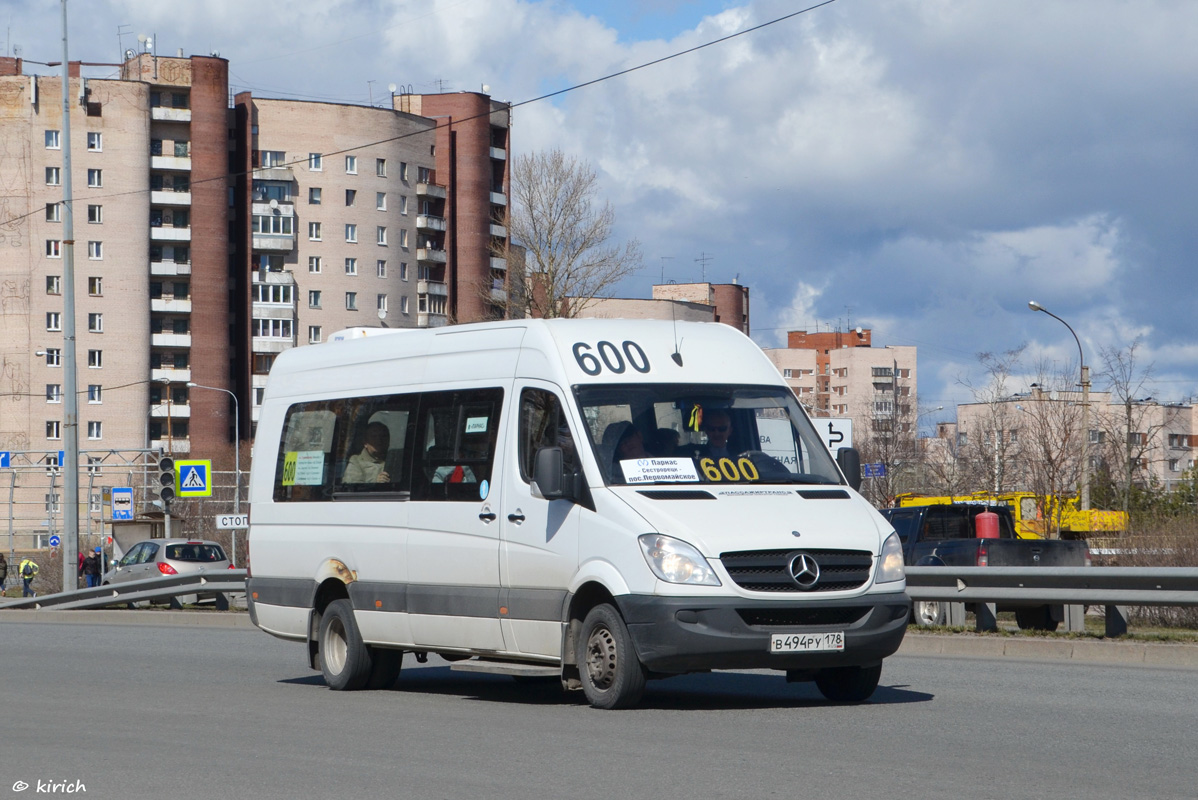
<box><xmin>151</xmin><ymin>155</ymin><xmax>191</xmax><ymax>171</ymax></box>
<box><xmin>252</xmin><ymin>166</ymin><xmax>295</xmax><ymax>182</ymax></box>
<box><xmin>150</xmin><ymin>333</ymin><xmax>192</xmax><ymax>348</ymax></box>
<box><xmin>150</xmin><ymin>226</ymin><xmax>191</xmax><ymax>243</ymax></box>
<box><xmin>251</xmin><ymin>304</ymin><xmax>295</xmax><ymax>321</ymax></box>
<box><xmin>416</xmin><ymin>214</ymin><xmax>446</xmax><ymax>232</ymax></box>
<box><xmin>490</xmin><ymin>256</ymin><xmax>507</xmax><ymax>271</ymax></box>
<box><xmin>252</xmin><ymin>337</ymin><xmax>296</xmax><ymax>354</ymax></box>
<box><xmin>149</xmin><ymin>438</ymin><xmax>190</xmax><ymax>455</ymax></box>
<box><xmin>417</xmin><ymin>182</ymin><xmax>447</xmax><ymax>200</ymax></box>
<box><xmin>490</xmin><ymin>223</ymin><xmax>506</xmax><ymax>237</ymax></box>
<box><xmin>150</xmin><ymin>403</ymin><xmax>191</xmax><ymax>419</ymax></box>
<box><xmin>151</xmin><ymin>368</ymin><xmax>190</xmax><ymax>384</ymax></box>
<box><xmin>417</xmin><ymin>247</ymin><xmax>447</xmax><ymax>264</ymax></box>
<box><xmin>417</xmin><ymin>311</ymin><xmax>448</xmax><ymax>328</ymax></box>
<box><xmin>417</xmin><ymin>279</ymin><xmax>448</xmax><ymax>297</ymax></box>
<box><xmin>150</xmin><ymin>260</ymin><xmax>191</xmax><ymax>276</ymax></box>
<box><xmin>489</xmin><ymin>191</ymin><xmax>507</xmax><ymax>206</ymax></box>
<box><xmin>490</xmin><ymin>285</ymin><xmax>507</xmax><ymax>304</ymax></box>
<box><xmin>151</xmin><ymin>107</ymin><xmax>191</xmax><ymax>123</ymax></box>
<box><xmin>252</xmin><ymin>234</ymin><xmax>295</xmax><ymax>252</ymax></box>
<box><xmin>150</xmin><ymin>298</ymin><xmax>192</xmax><ymax>313</ymax></box>
<box><xmin>489</xmin><ymin>146</ymin><xmax>506</xmax><ymax>161</ymax></box>
<box><xmin>151</xmin><ymin>190</ymin><xmax>191</xmax><ymax>206</ymax></box>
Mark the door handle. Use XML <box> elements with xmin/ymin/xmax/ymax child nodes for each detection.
<box><xmin>479</xmin><ymin>511</ymin><xmax>497</xmax><ymax>522</ymax></box>
<box><xmin>507</xmin><ymin>512</ymin><xmax>526</xmax><ymax>523</ymax></box>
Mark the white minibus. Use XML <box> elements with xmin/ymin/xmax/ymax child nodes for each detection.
<box><xmin>246</xmin><ymin>319</ymin><xmax>908</xmax><ymax>708</ymax></box>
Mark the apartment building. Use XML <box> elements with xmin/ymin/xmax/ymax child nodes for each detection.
<box><xmin>763</xmin><ymin>329</ymin><xmax>918</xmax><ymax>431</ymax></box>
<box><xmin>0</xmin><ymin>53</ymin><xmax>510</xmax><ymax>544</ymax></box>
<box><xmin>577</xmin><ymin>281</ymin><xmax>751</xmax><ymax>329</ymax></box>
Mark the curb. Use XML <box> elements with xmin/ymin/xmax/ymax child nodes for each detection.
<box><xmin>0</xmin><ymin>609</ymin><xmax>254</xmax><ymax>629</ymax></box>
<box><xmin>899</xmin><ymin>631</ymin><xmax>1198</xmax><ymax>669</ymax></box>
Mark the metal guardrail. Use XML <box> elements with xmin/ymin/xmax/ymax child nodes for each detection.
<box><xmin>906</xmin><ymin>566</ymin><xmax>1198</xmax><ymax>637</ymax></box>
<box><xmin>0</xmin><ymin>569</ymin><xmax>247</xmax><ymax>611</ymax></box>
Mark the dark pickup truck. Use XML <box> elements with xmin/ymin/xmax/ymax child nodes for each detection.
<box><xmin>878</xmin><ymin>503</ymin><xmax>1091</xmax><ymax>630</ymax></box>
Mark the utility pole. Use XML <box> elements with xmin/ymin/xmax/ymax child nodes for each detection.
<box><xmin>59</xmin><ymin>0</ymin><xmax>80</xmax><ymax>591</ymax></box>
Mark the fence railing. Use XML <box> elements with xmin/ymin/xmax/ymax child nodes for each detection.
<box><xmin>0</xmin><ymin>570</ymin><xmax>247</xmax><ymax>611</ymax></box>
<box><xmin>905</xmin><ymin>566</ymin><xmax>1198</xmax><ymax>636</ymax></box>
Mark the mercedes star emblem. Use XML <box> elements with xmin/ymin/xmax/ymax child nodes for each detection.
<box><xmin>788</xmin><ymin>552</ymin><xmax>820</xmax><ymax>590</ymax></box>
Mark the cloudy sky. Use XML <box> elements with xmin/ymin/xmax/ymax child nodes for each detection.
<box><xmin>6</xmin><ymin>0</ymin><xmax>1197</xmax><ymax>421</ymax></box>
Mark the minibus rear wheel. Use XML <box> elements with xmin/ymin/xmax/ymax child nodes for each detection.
<box><xmin>814</xmin><ymin>663</ymin><xmax>882</xmax><ymax>703</ymax></box>
<box><xmin>577</xmin><ymin>604</ymin><xmax>646</xmax><ymax>709</ymax></box>
<box><xmin>319</xmin><ymin>599</ymin><xmax>371</xmax><ymax>691</ymax></box>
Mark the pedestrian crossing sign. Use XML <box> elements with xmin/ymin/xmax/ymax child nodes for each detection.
<box><xmin>176</xmin><ymin>460</ymin><xmax>213</xmax><ymax>497</ymax></box>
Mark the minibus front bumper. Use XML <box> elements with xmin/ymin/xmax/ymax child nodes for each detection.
<box><xmin>613</xmin><ymin>591</ymin><xmax>910</xmax><ymax>674</ymax></box>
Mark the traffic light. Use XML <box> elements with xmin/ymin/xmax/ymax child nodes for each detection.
<box><xmin>157</xmin><ymin>455</ymin><xmax>176</xmax><ymax>504</ymax></box>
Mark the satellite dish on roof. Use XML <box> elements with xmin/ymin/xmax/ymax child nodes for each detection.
<box><xmin>388</xmin><ymin>83</ymin><xmax>397</xmax><ymax>93</ymax></box>
<box><xmin>269</xmin><ymin>199</ymin><xmax>279</xmax><ymax>209</ymax></box>
<box><xmin>125</xmin><ymin>49</ymin><xmax>136</xmax><ymax>60</ymax></box>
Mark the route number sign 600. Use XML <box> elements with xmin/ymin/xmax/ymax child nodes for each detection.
<box><xmin>572</xmin><ymin>341</ymin><xmax>651</xmax><ymax>376</ymax></box>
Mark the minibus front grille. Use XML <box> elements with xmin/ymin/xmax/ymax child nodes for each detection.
<box><xmin>719</xmin><ymin>549</ymin><xmax>873</xmax><ymax>592</ymax></box>
<box><xmin>737</xmin><ymin>606</ymin><xmax>871</xmax><ymax>628</ymax></box>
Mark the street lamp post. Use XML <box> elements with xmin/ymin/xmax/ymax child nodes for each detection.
<box><xmin>188</xmin><ymin>382</ymin><xmax>241</xmax><ymax>565</ymax></box>
<box><xmin>1028</xmin><ymin>301</ymin><xmax>1090</xmax><ymax>511</ymax></box>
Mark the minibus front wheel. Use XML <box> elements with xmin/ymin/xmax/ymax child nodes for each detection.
<box><xmin>577</xmin><ymin>604</ymin><xmax>647</xmax><ymax>709</ymax></box>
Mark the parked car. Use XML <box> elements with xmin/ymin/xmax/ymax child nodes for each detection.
<box><xmin>878</xmin><ymin>503</ymin><xmax>1090</xmax><ymax>630</ymax></box>
<box><xmin>104</xmin><ymin>538</ymin><xmax>233</xmax><ymax>605</ymax></box>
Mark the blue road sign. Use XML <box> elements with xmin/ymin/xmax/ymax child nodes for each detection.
<box><xmin>176</xmin><ymin>460</ymin><xmax>212</xmax><ymax>497</ymax></box>
<box><xmin>49</xmin><ymin>535</ymin><xmax>61</xmax><ymax>548</ymax></box>
<box><xmin>862</xmin><ymin>463</ymin><xmax>888</xmax><ymax>478</ymax></box>
<box><xmin>0</xmin><ymin>451</ymin><xmax>9</xmax><ymax>468</ymax></box>
<box><xmin>111</xmin><ymin>487</ymin><xmax>134</xmax><ymax>521</ymax></box>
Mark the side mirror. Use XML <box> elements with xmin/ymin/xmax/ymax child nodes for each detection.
<box><xmin>532</xmin><ymin>447</ymin><xmax>568</xmax><ymax>501</ymax></box>
<box><xmin>836</xmin><ymin>447</ymin><xmax>862</xmax><ymax>492</ymax></box>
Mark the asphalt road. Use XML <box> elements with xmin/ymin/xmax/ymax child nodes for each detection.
<box><xmin>2</xmin><ymin>620</ymin><xmax>1195</xmax><ymax>800</ymax></box>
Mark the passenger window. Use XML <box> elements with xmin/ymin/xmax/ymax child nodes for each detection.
<box><xmin>274</xmin><ymin>405</ymin><xmax>340</xmax><ymax>502</ymax></box>
<box><xmin>411</xmin><ymin>388</ymin><xmax>503</xmax><ymax>502</ymax></box>
<box><xmin>518</xmin><ymin>388</ymin><xmax>578</xmax><ymax>482</ymax></box>
<box><xmin>335</xmin><ymin>397</ymin><xmax>415</xmax><ymax>493</ymax></box>
<box><xmin>139</xmin><ymin>543</ymin><xmax>159</xmax><ymax>564</ymax></box>
<box><xmin>119</xmin><ymin>544</ymin><xmax>142</xmax><ymax>566</ymax></box>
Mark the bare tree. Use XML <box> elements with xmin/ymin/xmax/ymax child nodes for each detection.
<box><xmin>958</xmin><ymin>346</ymin><xmax>1027</xmax><ymax>495</ymax></box>
<box><xmin>1018</xmin><ymin>359</ymin><xmax>1085</xmax><ymax>536</ymax></box>
<box><xmin>500</xmin><ymin>150</ymin><xmax>642</xmax><ymax>318</ymax></box>
<box><xmin>854</xmin><ymin>368</ymin><xmax>919</xmax><ymax>507</ymax></box>
<box><xmin>919</xmin><ymin>423</ymin><xmax>979</xmax><ymax>498</ymax></box>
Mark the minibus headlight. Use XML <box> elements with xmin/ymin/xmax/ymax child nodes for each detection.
<box><xmin>638</xmin><ymin>534</ymin><xmax>721</xmax><ymax>586</ymax></box>
<box><xmin>876</xmin><ymin>532</ymin><xmax>905</xmax><ymax>584</ymax></box>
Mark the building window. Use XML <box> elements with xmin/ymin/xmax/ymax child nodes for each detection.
<box><xmin>1169</xmin><ymin>459</ymin><xmax>1181</xmax><ymax>472</ymax></box>
<box><xmin>376</xmin><ymin>192</ymin><xmax>386</xmax><ymax>211</ymax></box>
<box><xmin>376</xmin><ymin>260</ymin><xmax>387</xmax><ymax>278</ymax></box>
<box><xmin>88</xmin><ymin>241</ymin><xmax>103</xmax><ymax>260</ymax></box>
<box><xmin>46</xmin><ymin>167</ymin><xmax>61</xmax><ymax>185</ymax></box>
<box><xmin>377</xmin><ymin>226</ymin><xmax>387</xmax><ymax>245</ymax></box>
<box><xmin>309</xmin><ymin>326</ymin><xmax>322</xmax><ymax>344</ymax></box>
<box><xmin>88</xmin><ymin>384</ymin><xmax>102</xmax><ymax>403</ymax></box>
<box><xmin>45</xmin><ymin>130</ymin><xmax>61</xmax><ymax>149</ymax></box>
<box><xmin>45</xmin><ymin>348</ymin><xmax>61</xmax><ymax>367</ymax></box>
<box><xmin>260</xmin><ymin>150</ymin><xmax>286</xmax><ymax>167</ymax></box>
<box><xmin>399</xmin><ymin>262</ymin><xmax>408</xmax><ymax>280</ymax></box>
<box><xmin>87</xmin><ymin>204</ymin><xmax>102</xmax><ymax>223</ymax></box>
<box><xmin>376</xmin><ymin>158</ymin><xmax>387</xmax><ymax>177</ymax></box>
<box><xmin>87</xmin><ymin>131</ymin><xmax>102</xmax><ymax>151</ymax></box>
<box><xmin>87</xmin><ymin>421</ymin><xmax>102</xmax><ymax>440</ymax></box>
<box><xmin>344</xmin><ymin>257</ymin><xmax>357</xmax><ymax>275</ymax></box>
<box><xmin>88</xmin><ymin>313</ymin><xmax>103</xmax><ymax>333</ymax></box>
<box><xmin>87</xmin><ymin>169</ymin><xmax>102</xmax><ymax>188</ymax></box>
<box><xmin>346</xmin><ymin>292</ymin><xmax>357</xmax><ymax>311</ymax></box>
<box><xmin>46</xmin><ymin>384</ymin><xmax>62</xmax><ymax>403</ymax></box>
<box><xmin>345</xmin><ymin>155</ymin><xmax>357</xmax><ymax>174</ymax></box>
<box><xmin>88</xmin><ymin>349</ymin><xmax>102</xmax><ymax>368</ymax></box>
<box><xmin>345</xmin><ymin>224</ymin><xmax>357</xmax><ymax>243</ymax></box>
<box><xmin>400</xmin><ymin>162</ymin><xmax>409</xmax><ymax>181</ymax></box>
<box><xmin>309</xmin><ymin>187</ymin><xmax>322</xmax><ymax>204</ymax></box>
<box><xmin>46</xmin><ymin>240</ymin><xmax>61</xmax><ymax>258</ymax></box>
<box><xmin>399</xmin><ymin>229</ymin><xmax>408</xmax><ymax>247</ymax></box>
<box><xmin>309</xmin><ymin>153</ymin><xmax>323</xmax><ymax>171</ymax></box>
<box><xmin>418</xmin><ymin>166</ymin><xmax>432</xmax><ymax>183</ymax></box>
<box><xmin>46</xmin><ymin>421</ymin><xmax>61</xmax><ymax>440</ymax></box>
<box><xmin>308</xmin><ymin>222</ymin><xmax>322</xmax><ymax>241</ymax></box>
<box><xmin>401</xmin><ymin>295</ymin><xmax>410</xmax><ymax>314</ymax></box>
<box><xmin>46</xmin><ymin>312</ymin><xmax>62</xmax><ymax>331</ymax></box>
<box><xmin>783</xmin><ymin>368</ymin><xmax>793</xmax><ymax>378</ymax></box>
<box><xmin>377</xmin><ymin>293</ymin><xmax>388</xmax><ymax>313</ymax></box>
<box><xmin>252</xmin><ymin>215</ymin><xmax>295</xmax><ymax>236</ymax></box>
<box><xmin>346</xmin><ymin>189</ymin><xmax>356</xmax><ymax>206</ymax></box>
<box><xmin>308</xmin><ymin>256</ymin><xmax>322</xmax><ymax>273</ymax></box>
<box><xmin>400</xmin><ymin>195</ymin><xmax>408</xmax><ymax>215</ymax></box>
<box><xmin>46</xmin><ymin>203</ymin><xmax>61</xmax><ymax>222</ymax></box>
<box><xmin>309</xmin><ymin>290</ymin><xmax>322</xmax><ymax>309</ymax></box>
<box><xmin>46</xmin><ymin>276</ymin><xmax>61</xmax><ymax>295</ymax></box>
<box><xmin>252</xmin><ymin>319</ymin><xmax>293</xmax><ymax>339</ymax></box>
<box><xmin>151</xmin><ymin>138</ymin><xmax>163</xmax><ymax>155</ymax></box>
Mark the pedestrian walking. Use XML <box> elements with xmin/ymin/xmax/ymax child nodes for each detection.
<box><xmin>83</xmin><ymin>547</ymin><xmax>102</xmax><ymax>588</ymax></box>
<box><xmin>0</xmin><ymin>552</ymin><xmax>8</xmax><ymax>595</ymax></box>
<box><xmin>19</xmin><ymin>557</ymin><xmax>39</xmax><ymax>597</ymax></box>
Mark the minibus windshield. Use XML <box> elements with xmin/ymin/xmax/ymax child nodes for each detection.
<box><xmin>574</xmin><ymin>383</ymin><xmax>844</xmax><ymax>487</ymax></box>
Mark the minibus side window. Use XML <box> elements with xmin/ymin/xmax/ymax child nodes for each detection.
<box><xmin>410</xmin><ymin>388</ymin><xmax>503</xmax><ymax>502</ymax></box>
<box><xmin>335</xmin><ymin>396</ymin><xmax>416</xmax><ymax>494</ymax></box>
<box><xmin>274</xmin><ymin>404</ymin><xmax>340</xmax><ymax>502</ymax></box>
<box><xmin>518</xmin><ymin>388</ymin><xmax>578</xmax><ymax>482</ymax></box>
